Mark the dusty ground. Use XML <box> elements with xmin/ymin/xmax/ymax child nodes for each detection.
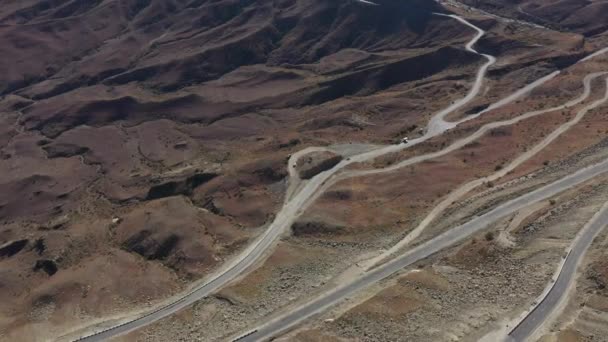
<box><xmin>0</xmin><ymin>0</ymin><xmax>486</xmax><ymax>339</ymax></box>
<box><xmin>116</xmin><ymin>42</ymin><xmax>608</xmax><ymax>342</ymax></box>
<box><xmin>1</xmin><ymin>0</ymin><xmax>607</xmax><ymax>341</ymax></box>
<box><xmin>456</xmin><ymin>0</ymin><xmax>608</xmax><ymax>38</ymax></box>
<box><xmin>535</xmin><ymin>215</ymin><xmax>608</xmax><ymax>342</ymax></box>
<box><xmin>283</xmin><ymin>171</ymin><xmax>608</xmax><ymax>342</ymax></box>
<box><xmin>121</xmin><ymin>135</ymin><xmax>608</xmax><ymax>342</ymax></box>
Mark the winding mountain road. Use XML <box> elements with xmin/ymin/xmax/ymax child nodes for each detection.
<box><xmin>507</xmin><ymin>200</ymin><xmax>608</xmax><ymax>342</ymax></box>
<box><xmin>427</xmin><ymin>13</ymin><xmax>497</xmax><ymax>136</ymax></box>
<box><xmin>233</xmin><ymin>68</ymin><xmax>608</xmax><ymax>342</ymax></box>
<box><xmin>65</xmin><ymin>9</ymin><xmax>608</xmax><ymax>342</ymax></box>
<box><xmin>235</xmin><ymin>71</ymin><xmax>608</xmax><ymax>342</ymax></box>
<box><xmin>236</xmin><ymin>156</ymin><xmax>608</xmax><ymax>342</ymax></box>
<box><xmin>363</xmin><ymin>72</ymin><xmax>608</xmax><ymax>267</ymax></box>
<box><xmin>232</xmin><ymin>12</ymin><xmax>608</xmax><ymax>342</ymax></box>
<box><xmin>66</xmin><ymin>12</ymin><xmax>497</xmax><ymax>342</ymax></box>
<box><xmin>360</xmin><ymin>72</ymin><xmax>608</xmax><ymax>267</ymax></box>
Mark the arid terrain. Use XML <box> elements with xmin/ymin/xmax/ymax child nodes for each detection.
<box><xmin>0</xmin><ymin>0</ymin><xmax>607</xmax><ymax>341</ymax></box>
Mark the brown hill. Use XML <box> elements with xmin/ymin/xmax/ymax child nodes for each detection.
<box><xmin>460</xmin><ymin>0</ymin><xmax>608</xmax><ymax>37</ymax></box>
<box><xmin>0</xmin><ymin>0</ymin><xmax>587</xmax><ymax>340</ymax></box>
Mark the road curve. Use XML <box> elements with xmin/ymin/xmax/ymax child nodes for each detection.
<box><xmin>346</xmin><ymin>70</ymin><xmax>606</xmax><ymax>179</ymax></box>
<box><xmin>66</xmin><ymin>11</ymin><xmax>608</xmax><ymax>340</ymax></box>
<box><xmin>64</xmin><ymin>12</ymin><xmax>496</xmax><ymax>342</ymax></box>
<box><xmin>285</xmin><ymin>146</ymin><xmax>333</xmax><ymax>203</ymax></box>
<box><xmin>427</xmin><ymin>13</ymin><xmax>497</xmax><ymax>136</ymax></box>
<box><xmin>365</xmin><ymin>73</ymin><xmax>608</xmax><ymax>267</ymax></box>
<box><xmin>233</xmin><ymin>72</ymin><xmax>608</xmax><ymax>340</ymax></box>
<box><xmin>66</xmin><ymin>15</ymin><xmax>608</xmax><ymax>342</ymax></box>
<box><xmin>507</xmin><ymin>200</ymin><xmax>608</xmax><ymax>342</ymax></box>
<box><xmin>247</xmin><ymin>56</ymin><xmax>608</xmax><ymax>340</ymax></box>
<box><xmin>236</xmin><ymin>157</ymin><xmax>608</xmax><ymax>342</ymax></box>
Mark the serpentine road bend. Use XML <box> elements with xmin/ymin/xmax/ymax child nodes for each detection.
<box><xmin>342</xmin><ymin>70</ymin><xmax>608</xmax><ymax>180</ymax></box>
<box><xmin>236</xmin><ymin>157</ymin><xmax>608</xmax><ymax>342</ymax></box>
<box><xmin>363</xmin><ymin>72</ymin><xmax>608</xmax><ymax>267</ymax></box>
<box><xmin>507</xmin><ymin>201</ymin><xmax>608</xmax><ymax>342</ymax></box>
<box><xmin>68</xmin><ymin>12</ymin><xmax>496</xmax><ymax>342</ymax></box>
<box><xmin>427</xmin><ymin>13</ymin><xmax>497</xmax><ymax>136</ymax></box>
<box><xmin>69</xmin><ymin>12</ymin><xmax>608</xmax><ymax>342</ymax></box>
<box><xmin>234</xmin><ymin>71</ymin><xmax>608</xmax><ymax>340</ymax></box>
<box><xmin>67</xmin><ymin>11</ymin><xmax>607</xmax><ymax>342</ymax></box>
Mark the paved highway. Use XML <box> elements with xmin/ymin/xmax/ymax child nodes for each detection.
<box><xmin>236</xmin><ymin>64</ymin><xmax>608</xmax><ymax>342</ymax></box>
<box><xmin>66</xmin><ymin>12</ymin><xmax>496</xmax><ymax>342</ymax></box>
<box><xmin>66</xmin><ymin>11</ymin><xmax>607</xmax><ymax>342</ymax></box>
<box><xmin>234</xmin><ymin>68</ymin><xmax>608</xmax><ymax>341</ymax></box>
<box><xmin>507</xmin><ymin>201</ymin><xmax>608</xmax><ymax>341</ymax></box>
<box><xmin>364</xmin><ymin>73</ymin><xmax>608</xmax><ymax>267</ymax></box>
<box><xmin>237</xmin><ymin>157</ymin><xmax>608</xmax><ymax>341</ymax></box>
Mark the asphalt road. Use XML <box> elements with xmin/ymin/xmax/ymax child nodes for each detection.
<box><xmin>67</xmin><ymin>12</ymin><xmax>495</xmax><ymax>342</ymax></box>
<box><xmin>426</xmin><ymin>13</ymin><xmax>496</xmax><ymax>136</ymax></box>
<box><xmin>67</xmin><ymin>11</ymin><xmax>608</xmax><ymax>342</ymax></box>
<box><xmin>237</xmin><ymin>157</ymin><xmax>608</xmax><ymax>341</ymax></box>
<box><xmin>507</xmin><ymin>201</ymin><xmax>608</xmax><ymax>342</ymax></box>
<box><xmin>363</xmin><ymin>73</ymin><xmax>608</xmax><ymax>266</ymax></box>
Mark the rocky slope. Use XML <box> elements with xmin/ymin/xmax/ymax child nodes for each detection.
<box><xmin>0</xmin><ymin>0</ymin><xmax>597</xmax><ymax>340</ymax></box>
<box><xmin>459</xmin><ymin>0</ymin><xmax>608</xmax><ymax>37</ymax></box>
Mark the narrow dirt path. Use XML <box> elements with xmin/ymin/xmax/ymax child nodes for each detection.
<box><xmin>365</xmin><ymin>72</ymin><xmax>608</xmax><ymax>268</ymax></box>
<box><xmin>64</xmin><ymin>12</ymin><xmax>499</xmax><ymax>342</ymax></box>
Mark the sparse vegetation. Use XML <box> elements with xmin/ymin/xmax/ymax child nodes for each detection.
<box><xmin>3</xmin><ymin>1</ymin><xmax>607</xmax><ymax>341</ymax></box>
<box><xmin>484</xmin><ymin>231</ymin><xmax>495</xmax><ymax>241</ymax></box>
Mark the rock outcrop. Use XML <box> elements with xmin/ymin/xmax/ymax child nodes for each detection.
<box><xmin>296</xmin><ymin>151</ymin><xmax>343</xmax><ymax>180</ymax></box>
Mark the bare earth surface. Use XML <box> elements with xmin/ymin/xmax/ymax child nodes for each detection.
<box><xmin>1</xmin><ymin>0</ymin><xmax>608</xmax><ymax>342</ymax></box>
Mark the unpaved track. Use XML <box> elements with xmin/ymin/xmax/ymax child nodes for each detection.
<box><xmin>426</xmin><ymin>13</ymin><xmax>497</xmax><ymax>136</ymax></box>
<box><xmin>232</xmin><ymin>69</ymin><xmax>608</xmax><ymax>342</ymax></box>
<box><xmin>366</xmin><ymin>73</ymin><xmax>608</xmax><ymax>267</ymax></box>
<box><xmin>237</xmin><ymin>157</ymin><xmax>608</xmax><ymax>342</ymax></box>
<box><xmin>66</xmin><ymin>11</ymin><xmax>607</xmax><ymax>342</ymax></box>
<box><xmin>285</xmin><ymin>146</ymin><xmax>332</xmax><ymax>203</ymax></box>
<box><xmin>581</xmin><ymin>47</ymin><xmax>608</xmax><ymax>63</ymax></box>
<box><xmin>347</xmin><ymin>71</ymin><xmax>603</xmax><ymax>178</ymax></box>
<box><xmin>229</xmin><ymin>14</ymin><xmax>608</xmax><ymax>342</ymax></box>
<box><xmin>507</xmin><ymin>200</ymin><xmax>608</xmax><ymax>342</ymax></box>
<box><xmin>65</xmin><ymin>13</ymin><xmax>496</xmax><ymax>342</ymax></box>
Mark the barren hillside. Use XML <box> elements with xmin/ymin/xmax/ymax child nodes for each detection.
<box><xmin>0</xmin><ymin>0</ymin><xmax>606</xmax><ymax>341</ymax></box>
